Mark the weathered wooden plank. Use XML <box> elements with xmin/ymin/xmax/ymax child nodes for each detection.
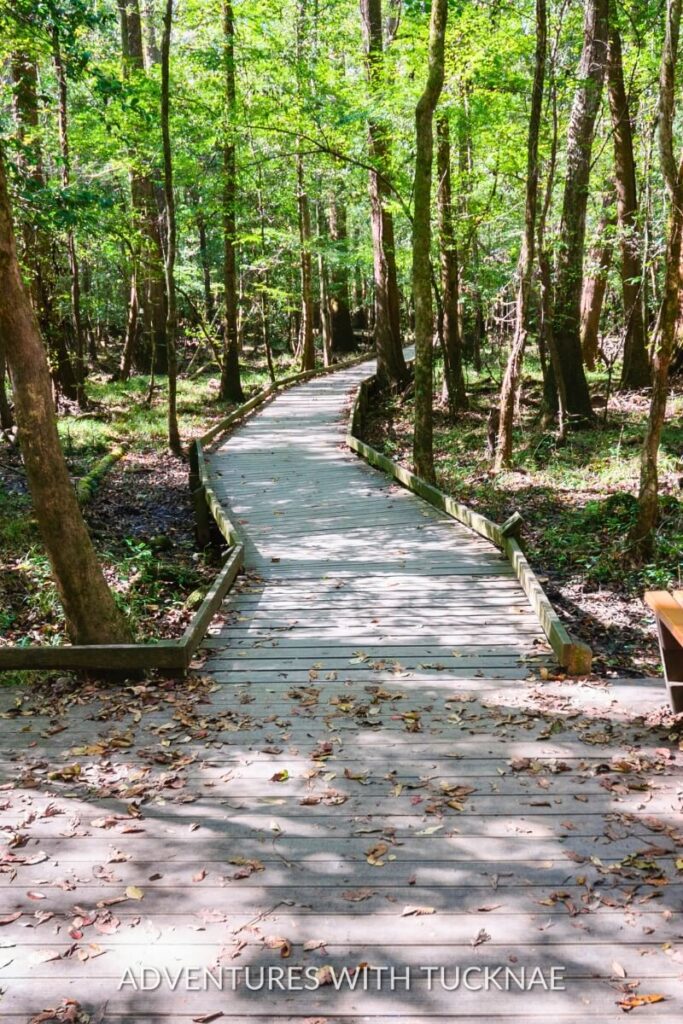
<box><xmin>1</xmin><ymin>934</ymin><xmax>680</xmax><ymax>963</ymax></box>
<box><xmin>0</xmin><ymin>975</ymin><xmax>680</xmax><ymax>1017</ymax></box>
<box><xmin>0</xmin><ymin>811</ymin><xmax>674</xmax><ymax>841</ymax></box>
<box><xmin>0</xmin><ymin>640</ymin><xmax>186</xmax><ymax>672</ymax></box>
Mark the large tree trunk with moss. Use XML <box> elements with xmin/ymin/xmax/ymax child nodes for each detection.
<box><xmin>494</xmin><ymin>0</ymin><xmax>546</xmax><ymax>469</ymax></box>
<box><xmin>160</xmin><ymin>0</ymin><xmax>182</xmax><ymax>455</ymax></box>
<box><xmin>0</xmin><ymin>151</ymin><xmax>132</xmax><ymax>645</ymax></box>
<box><xmin>551</xmin><ymin>0</ymin><xmax>609</xmax><ymax>423</ymax></box>
<box><xmin>436</xmin><ymin>117</ymin><xmax>467</xmax><ymax>417</ymax></box>
<box><xmin>630</xmin><ymin>0</ymin><xmax>682</xmax><ymax>559</ymax></box>
<box><xmin>119</xmin><ymin>0</ymin><xmax>167</xmax><ymax>376</ymax></box>
<box><xmin>327</xmin><ymin>199</ymin><xmax>355</xmax><ymax>353</ymax></box>
<box><xmin>412</xmin><ymin>0</ymin><xmax>447</xmax><ymax>483</ymax></box>
<box><xmin>580</xmin><ymin>190</ymin><xmax>615</xmax><ymax>369</ymax></box>
<box><xmin>360</xmin><ymin>0</ymin><xmax>408</xmax><ymax>388</ymax></box>
<box><xmin>219</xmin><ymin>1</ymin><xmax>245</xmax><ymax>402</ymax></box>
<box><xmin>606</xmin><ymin>24</ymin><xmax>650</xmax><ymax>388</ymax></box>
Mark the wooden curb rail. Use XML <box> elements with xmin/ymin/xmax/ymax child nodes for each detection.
<box><xmin>346</xmin><ymin>373</ymin><xmax>592</xmax><ymax>676</ymax></box>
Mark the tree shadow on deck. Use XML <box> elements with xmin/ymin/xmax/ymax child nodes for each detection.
<box><xmin>0</xmin><ymin>662</ymin><xmax>681</xmax><ymax>1021</ymax></box>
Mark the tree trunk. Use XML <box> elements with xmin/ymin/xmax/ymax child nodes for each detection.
<box><xmin>193</xmin><ymin>191</ymin><xmax>215</xmax><ymax>324</ymax></box>
<box><xmin>494</xmin><ymin>0</ymin><xmax>546</xmax><ymax>470</ymax></box>
<box><xmin>360</xmin><ymin>0</ymin><xmax>408</xmax><ymax>388</ymax></box>
<box><xmin>412</xmin><ymin>0</ymin><xmax>447</xmax><ymax>484</ymax></box>
<box><xmin>142</xmin><ymin>0</ymin><xmax>161</xmax><ymax>65</ymax></box>
<box><xmin>551</xmin><ymin>0</ymin><xmax>609</xmax><ymax>423</ymax></box>
<box><xmin>219</xmin><ymin>1</ymin><xmax>245</xmax><ymax>402</ymax></box>
<box><xmin>436</xmin><ymin>117</ymin><xmax>467</xmax><ymax>417</ymax></box>
<box><xmin>0</xmin><ymin>150</ymin><xmax>132</xmax><ymax>645</ymax></box>
<box><xmin>580</xmin><ymin>190</ymin><xmax>615</xmax><ymax>370</ymax></box>
<box><xmin>631</xmin><ymin>162</ymin><xmax>683</xmax><ymax>557</ymax></box>
<box><xmin>630</xmin><ymin>0</ymin><xmax>683</xmax><ymax>558</ymax></box>
<box><xmin>52</xmin><ymin>26</ymin><xmax>86</xmax><ymax>409</ymax></box>
<box><xmin>317</xmin><ymin>205</ymin><xmax>333</xmax><ymax>367</ymax></box>
<box><xmin>119</xmin><ymin>0</ymin><xmax>167</xmax><ymax>376</ymax></box>
<box><xmin>257</xmin><ymin>175</ymin><xmax>276</xmax><ymax>382</ymax></box>
<box><xmin>0</xmin><ymin>340</ymin><xmax>13</xmax><ymax>430</ymax></box>
<box><xmin>607</xmin><ymin>24</ymin><xmax>650</xmax><ymax>388</ymax></box>
<box><xmin>327</xmin><ymin>199</ymin><xmax>355</xmax><ymax>353</ymax></box>
<box><xmin>297</xmin><ymin>154</ymin><xmax>315</xmax><ymax>371</ymax></box>
<box><xmin>119</xmin><ymin>267</ymin><xmax>139</xmax><ymax>381</ymax></box>
<box><xmin>161</xmin><ymin>0</ymin><xmax>181</xmax><ymax>455</ymax></box>
<box><xmin>10</xmin><ymin>52</ymin><xmax>73</xmax><ymax>400</ymax></box>
<box><xmin>457</xmin><ymin>89</ymin><xmax>484</xmax><ymax>373</ymax></box>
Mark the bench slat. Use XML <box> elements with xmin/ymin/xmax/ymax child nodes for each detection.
<box><xmin>645</xmin><ymin>590</ymin><xmax>683</xmax><ymax>646</ymax></box>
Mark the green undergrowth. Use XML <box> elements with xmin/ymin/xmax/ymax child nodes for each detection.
<box><xmin>57</xmin><ymin>352</ymin><xmax>294</xmax><ymax>468</ymax></box>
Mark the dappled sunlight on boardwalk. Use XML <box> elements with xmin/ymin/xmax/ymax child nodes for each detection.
<box><xmin>0</xmin><ymin>359</ymin><xmax>681</xmax><ymax>1021</ymax></box>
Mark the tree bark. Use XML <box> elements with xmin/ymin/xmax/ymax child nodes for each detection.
<box><xmin>580</xmin><ymin>189</ymin><xmax>615</xmax><ymax>369</ymax></box>
<box><xmin>297</xmin><ymin>154</ymin><xmax>315</xmax><ymax>370</ymax></box>
<box><xmin>412</xmin><ymin>0</ymin><xmax>447</xmax><ymax>484</ymax></box>
<box><xmin>494</xmin><ymin>0</ymin><xmax>546</xmax><ymax>470</ymax></box>
<box><xmin>256</xmin><ymin>175</ymin><xmax>276</xmax><ymax>382</ymax></box>
<box><xmin>219</xmin><ymin>1</ymin><xmax>245</xmax><ymax>402</ymax></box>
<box><xmin>606</xmin><ymin>24</ymin><xmax>650</xmax><ymax>388</ymax></box>
<box><xmin>551</xmin><ymin>0</ymin><xmax>609</xmax><ymax>423</ymax></box>
<box><xmin>161</xmin><ymin>0</ymin><xmax>181</xmax><ymax>455</ymax></box>
<box><xmin>0</xmin><ymin>339</ymin><xmax>13</xmax><ymax>430</ymax></box>
<box><xmin>327</xmin><ymin>199</ymin><xmax>356</xmax><ymax>353</ymax></box>
<box><xmin>436</xmin><ymin>117</ymin><xmax>467</xmax><ymax>417</ymax></box>
<box><xmin>457</xmin><ymin>88</ymin><xmax>483</xmax><ymax>373</ymax></box>
<box><xmin>296</xmin><ymin>2</ymin><xmax>315</xmax><ymax>372</ymax></box>
<box><xmin>630</xmin><ymin>0</ymin><xmax>683</xmax><ymax>558</ymax></box>
<box><xmin>119</xmin><ymin>266</ymin><xmax>139</xmax><ymax>381</ymax></box>
<box><xmin>10</xmin><ymin>52</ymin><xmax>76</xmax><ymax>401</ymax></box>
<box><xmin>360</xmin><ymin>0</ymin><xmax>408</xmax><ymax>388</ymax></box>
<box><xmin>189</xmin><ymin>188</ymin><xmax>215</xmax><ymax>324</ymax></box>
<box><xmin>52</xmin><ymin>26</ymin><xmax>86</xmax><ymax>408</ymax></box>
<box><xmin>119</xmin><ymin>0</ymin><xmax>167</xmax><ymax>375</ymax></box>
<box><xmin>0</xmin><ymin>149</ymin><xmax>132</xmax><ymax>645</ymax></box>
<box><xmin>142</xmin><ymin>0</ymin><xmax>161</xmax><ymax>66</ymax></box>
<box><xmin>317</xmin><ymin>204</ymin><xmax>333</xmax><ymax>367</ymax></box>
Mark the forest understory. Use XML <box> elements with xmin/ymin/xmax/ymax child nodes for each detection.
<box><xmin>0</xmin><ymin>350</ymin><xmax>303</xmax><ymax>658</ymax></box>
<box><xmin>364</xmin><ymin>356</ymin><xmax>683</xmax><ymax>680</ymax></box>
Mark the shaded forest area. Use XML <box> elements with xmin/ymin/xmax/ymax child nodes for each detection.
<box><xmin>0</xmin><ymin>0</ymin><xmax>682</xmax><ymax>673</ymax></box>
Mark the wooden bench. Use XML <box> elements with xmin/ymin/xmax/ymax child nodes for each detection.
<box><xmin>645</xmin><ymin>591</ymin><xmax>683</xmax><ymax>713</ymax></box>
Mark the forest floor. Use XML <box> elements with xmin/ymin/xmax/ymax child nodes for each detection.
<box><xmin>0</xmin><ymin>350</ymin><xmax>297</xmax><ymax>657</ymax></box>
<box><xmin>364</xmin><ymin>355</ymin><xmax>683</xmax><ymax>680</ymax></box>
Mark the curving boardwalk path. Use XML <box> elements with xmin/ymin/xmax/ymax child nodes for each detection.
<box><xmin>0</xmin><ymin>355</ymin><xmax>681</xmax><ymax>1022</ymax></box>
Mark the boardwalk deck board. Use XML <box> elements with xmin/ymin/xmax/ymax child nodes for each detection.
<box><xmin>0</xmin><ymin>356</ymin><xmax>681</xmax><ymax>1021</ymax></box>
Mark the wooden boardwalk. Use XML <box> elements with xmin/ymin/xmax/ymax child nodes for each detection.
<box><xmin>0</xmin><ymin>356</ymin><xmax>682</xmax><ymax>1022</ymax></box>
